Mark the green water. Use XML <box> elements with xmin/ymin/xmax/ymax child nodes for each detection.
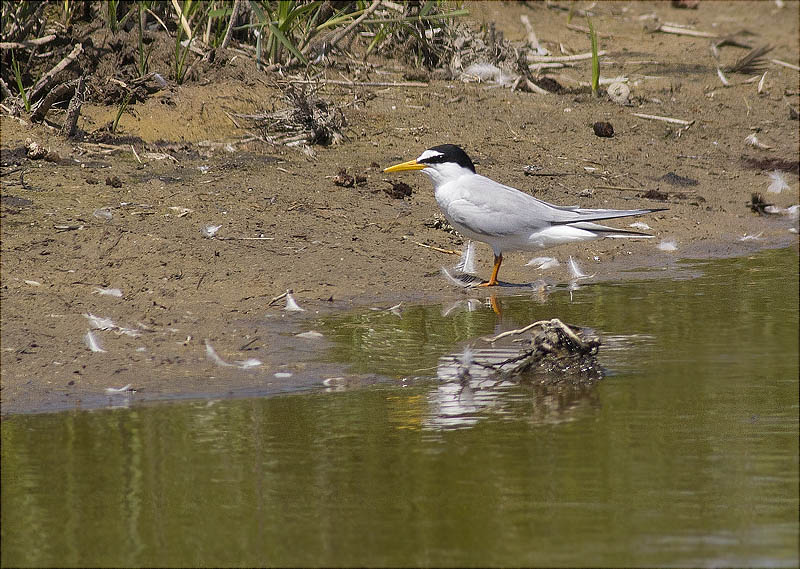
<box><xmin>2</xmin><ymin>248</ymin><xmax>798</xmax><ymax>567</ymax></box>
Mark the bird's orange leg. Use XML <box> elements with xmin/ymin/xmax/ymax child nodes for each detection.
<box><xmin>479</xmin><ymin>254</ymin><xmax>503</xmax><ymax>287</ymax></box>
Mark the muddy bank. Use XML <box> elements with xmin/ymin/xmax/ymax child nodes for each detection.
<box><xmin>2</xmin><ymin>1</ymin><xmax>799</xmax><ymax>414</ymax></box>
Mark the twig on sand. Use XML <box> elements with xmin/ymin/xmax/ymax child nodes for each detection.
<box><xmin>592</xmin><ymin>185</ymin><xmax>643</xmax><ymax>192</ymax></box>
<box><xmin>527</xmin><ymin>50</ymin><xmax>606</xmax><ymax>63</ymax></box>
<box><xmin>216</xmin><ymin>236</ymin><xmax>275</xmax><ymax>241</ymax></box>
<box><xmin>652</xmin><ymin>23</ymin><xmax>717</xmax><ymax>38</ymax></box>
<box><xmin>771</xmin><ymin>59</ymin><xmax>800</xmax><ymax>71</ymax></box>
<box><xmin>632</xmin><ymin>112</ymin><xmax>694</xmax><ymax>126</ymax></box>
<box><xmin>268</xmin><ymin>291</ymin><xmax>288</xmax><ymax>306</ymax></box>
<box><xmin>285</xmin><ymin>78</ymin><xmax>429</xmax><ymax>88</ymax></box>
<box><xmin>524</xmin><ymin>78</ymin><xmax>550</xmax><ymax>95</ymax></box>
<box><xmin>407</xmin><ymin>238</ymin><xmax>461</xmax><ymax>255</ymax></box>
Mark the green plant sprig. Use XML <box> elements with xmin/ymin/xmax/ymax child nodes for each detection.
<box><xmin>11</xmin><ymin>51</ymin><xmax>31</xmax><ymax>112</ymax></box>
<box><xmin>588</xmin><ymin>17</ymin><xmax>599</xmax><ymax>98</ymax></box>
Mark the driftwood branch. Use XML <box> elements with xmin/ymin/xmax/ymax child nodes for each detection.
<box><xmin>31</xmin><ymin>79</ymin><xmax>79</xmax><ymax>122</ymax></box>
<box><xmin>0</xmin><ymin>34</ymin><xmax>57</xmax><ymax>50</ymax></box>
<box><xmin>60</xmin><ymin>76</ymin><xmax>86</xmax><ymax>138</ymax></box>
<box><xmin>30</xmin><ymin>43</ymin><xmax>83</xmax><ymax>102</ymax></box>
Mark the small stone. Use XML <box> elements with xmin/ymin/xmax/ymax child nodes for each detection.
<box><xmin>593</xmin><ymin>121</ymin><xmax>614</xmax><ymax>138</ymax></box>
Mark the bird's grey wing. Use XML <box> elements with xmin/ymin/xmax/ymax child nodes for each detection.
<box><xmin>444</xmin><ymin>176</ymin><xmax>555</xmax><ymax>236</ymax></box>
<box><xmin>445</xmin><ymin>174</ymin><xmax>663</xmax><ymax>233</ymax></box>
<box><xmin>548</xmin><ymin>204</ymin><xmax>666</xmax><ymax>225</ymax></box>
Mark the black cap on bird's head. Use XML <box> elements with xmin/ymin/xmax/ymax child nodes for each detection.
<box><xmin>417</xmin><ymin>144</ymin><xmax>475</xmax><ymax>173</ymax></box>
<box><xmin>384</xmin><ymin>144</ymin><xmax>476</xmax><ymax>174</ymax></box>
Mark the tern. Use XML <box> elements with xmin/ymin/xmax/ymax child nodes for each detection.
<box><xmin>385</xmin><ymin>144</ymin><xmax>663</xmax><ymax>286</ymax></box>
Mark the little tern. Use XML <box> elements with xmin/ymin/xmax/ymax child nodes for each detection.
<box><xmin>385</xmin><ymin>144</ymin><xmax>664</xmax><ymax>286</ymax></box>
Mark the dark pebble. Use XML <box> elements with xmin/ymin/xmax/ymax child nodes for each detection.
<box><xmin>593</xmin><ymin>122</ymin><xmax>614</xmax><ymax>138</ymax></box>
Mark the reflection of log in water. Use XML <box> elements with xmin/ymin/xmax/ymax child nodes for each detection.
<box><xmin>430</xmin><ymin>319</ymin><xmax>603</xmax><ymax>429</ymax></box>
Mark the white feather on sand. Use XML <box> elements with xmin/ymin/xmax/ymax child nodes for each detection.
<box><xmin>526</xmin><ymin>256</ymin><xmax>560</xmax><ymax>270</ymax></box>
<box><xmin>767</xmin><ymin>170</ymin><xmax>790</xmax><ymax>194</ymax></box>
<box><xmin>85</xmin><ymin>330</ymin><xmax>106</xmax><ymax>353</ymax></box>
<box><xmin>659</xmin><ymin>239</ymin><xmax>678</xmax><ymax>251</ymax></box>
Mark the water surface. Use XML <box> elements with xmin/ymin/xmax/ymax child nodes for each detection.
<box><xmin>2</xmin><ymin>248</ymin><xmax>798</xmax><ymax>567</ymax></box>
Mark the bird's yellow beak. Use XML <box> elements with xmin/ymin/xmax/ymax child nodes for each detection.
<box><xmin>384</xmin><ymin>159</ymin><xmax>426</xmax><ymax>173</ymax></box>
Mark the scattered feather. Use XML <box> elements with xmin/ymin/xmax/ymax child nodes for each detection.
<box><xmin>285</xmin><ymin>292</ymin><xmax>304</xmax><ymax>312</ymax></box>
<box><xmin>457</xmin><ymin>345</ymin><xmax>474</xmax><ymax>380</ymax></box>
<box><xmin>454</xmin><ymin>241</ymin><xmax>477</xmax><ymax>275</ymax></box>
<box><xmin>462</xmin><ymin>63</ymin><xmax>515</xmax><ymax>86</ymax></box>
<box><xmin>567</xmin><ymin>256</ymin><xmax>594</xmax><ymax>280</ymax></box>
<box><xmin>205</xmin><ymin>339</ymin><xmax>233</xmax><ymax>367</ymax></box>
<box><xmin>118</xmin><ymin>327</ymin><xmax>141</xmax><ymax>337</ymax></box>
<box><xmin>206</xmin><ymin>340</ymin><xmax>261</xmax><ymax>369</ymax></box>
<box><xmin>629</xmin><ymin>221</ymin><xmax>651</xmax><ymax>231</ymax></box>
<box><xmin>93</xmin><ymin>287</ymin><xmax>123</xmax><ymax>297</ymax></box>
<box><xmin>201</xmin><ymin>224</ymin><xmax>222</xmax><ymax>238</ymax></box>
<box><xmin>526</xmin><ymin>256</ymin><xmax>560</xmax><ymax>270</ymax></box>
<box><xmin>441</xmin><ymin>299</ymin><xmax>482</xmax><ymax>317</ymax></box>
<box><xmin>169</xmin><ymin>206</ymin><xmax>193</xmax><ymax>217</ymax></box>
<box><xmin>739</xmin><ymin>232</ymin><xmax>764</xmax><ymax>241</ymax></box>
<box><xmin>85</xmin><ymin>330</ymin><xmax>106</xmax><ymax>353</ymax></box>
<box><xmin>607</xmin><ymin>81</ymin><xmax>632</xmax><ymax>105</ymax></box>
<box><xmin>723</xmin><ymin>44</ymin><xmax>773</xmax><ymax>75</ymax></box>
<box><xmin>84</xmin><ymin>313</ymin><xmax>140</xmax><ymax>337</ymax></box>
<box><xmin>659</xmin><ymin>239</ymin><xmax>678</xmax><ymax>251</ymax></box>
<box><xmin>757</xmin><ymin>71</ymin><xmax>767</xmax><ymax>94</ymax></box>
<box><xmin>368</xmin><ymin>303</ymin><xmax>402</xmax><ymax>316</ymax></box>
<box><xmin>716</xmin><ymin>68</ymin><xmax>730</xmax><ymax>86</ymax></box>
<box><xmin>441</xmin><ymin>267</ymin><xmax>483</xmax><ymax>288</ymax></box>
<box><xmin>84</xmin><ymin>313</ymin><xmax>115</xmax><ymax>330</ymax></box>
<box><xmin>767</xmin><ymin>170</ymin><xmax>790</xmax><ymax>193</ymax></box>
<box><xmin>93</xmin><ymin>207</ymin><xmax>113</xmax><ymax>221</ymax></box>
<box><xmin>234</xmin><ymin>358</ymin><xmax>262</xmax><ymax>369</ymax></box>
<box><xmin>105</xmin><ymin>384</ymin><xmax>132</xmax><ymax>393</ymax></box>
<box><xmin>745</xmin><ymin>133</ymin><xmax>772</xmax><ymax>150</ymax></box>
<box><xmin>24</xmin><ymin>279</ymin><xmax>41</xmax><ymax>286</ymax></box>
<box><xmin>764</xmin><ymin>205</ymin><xmax>800</xmax><ymax>219</ymax></box>
<box><xmin>296</xmin><ymin>330</ymin><xmax>324</xmax><ymax>339</ymax></box>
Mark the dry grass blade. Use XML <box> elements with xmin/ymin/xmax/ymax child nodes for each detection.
<box><xmin>723</xmin><ymin>44</ymin><xmax>773</xmax><ymax>74</ymax></box>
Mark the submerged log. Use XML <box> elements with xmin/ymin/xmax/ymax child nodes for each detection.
<box><xmin>439</xmin><ymin>319</ymin><xmax>603</xmax><ymax>387</ymax></box>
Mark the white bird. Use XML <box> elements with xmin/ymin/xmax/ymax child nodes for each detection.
<box><xmin>385</xmin><ymin>144</ymin><xmax>664</xmax><ymax>286</ymax></box>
